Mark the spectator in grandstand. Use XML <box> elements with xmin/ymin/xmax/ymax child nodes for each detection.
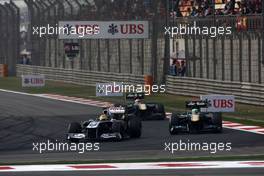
<box><xmin>190</xmin><ymin>6</ymin><xmax>199</xmax><ymax>17</ymax></box>
<box><xmin>238</xmin><ymin>0</ymin><xmax>249</xmax><ymax>15</ymax></box>
<box><xmin>179</xmin><ymin>60</ymin><xmax>186</xmax><ymax>76</ymax></box>
<box><xmin>190</xmin><ymin>6</ymin><xmax>200</xmax><ymax>17</ymax></box>
<box><xmin>223</xmin><ymin>0</ymin><xmax>235</xmax><ymax>15</ymax></box>
<box><xmin>246</xmin><ymin>0</ymin><xmax>261</xmax><ymax>14</ymax></box>
<box><xmin>176</xmin><ymin>60</ymin><xmax>181</xmax><ymax>75</ymax></box>
<box><xmin>170</xmin><ymin>59</ymin><xmax>178</xmax><ymax>76</ymax></box>
<box><xmin>20</xmin><ymin>55</ymin><xmax>26</xmax><ymax>65</ymax></box>
<box><xmin>215</xmin><ymin>8</ymin><xmax>224</xmax><ymax>15</ymax></box>
<box><xmin>20</xmin><ymin>55</ymin><xmax>30</xmax><ymax>65</ymax></box>
<box><xmin>255</xmin><ymin>5</ymin><xmax>262</xmax><ymax>14</ymax></box>
<box><xmin>204</xmin><ymin>6</ymin><xmax>213</xmax><ymax>16</ymax></box>
<box><xmin>255</xmin><ymin>0</ymin><xmax>262</xmax><ymax>14</ymax></box>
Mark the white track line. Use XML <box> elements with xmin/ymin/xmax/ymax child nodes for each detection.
<box><xmin>1</xmin><ymin>161</ymin><xmax>264</xmax><ymax>172</ymax></box>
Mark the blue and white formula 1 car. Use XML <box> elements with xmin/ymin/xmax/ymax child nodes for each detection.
<box><xmin>67</xmin><ymin>106</ymin><xmax>142</xmax><ymax>142</ymax></box>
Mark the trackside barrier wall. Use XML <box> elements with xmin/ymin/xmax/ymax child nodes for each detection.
<box><xmin>16</xmin><ymin>64</ymin><xmax>144</xmax><ymax>86</ymax></box>
<box><xmin>17</xmin><ymin>65</ymin><xmax>264</xmax><ymax>106</ymax></box>
<box><xmin>166</xmin><ymin>75</ymin><xmax>264</xmax><ymax>106</ymax></box>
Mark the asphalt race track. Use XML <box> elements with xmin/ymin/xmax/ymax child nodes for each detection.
<box><xmin>1</xmin><ymin>90</ymin><xmax>264</xmax><ymax>164</ymax></box>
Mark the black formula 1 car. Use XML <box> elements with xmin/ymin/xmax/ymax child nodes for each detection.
<box><xmin>169</xmin><ymin>100</ymin><xmax>222</xmax><ymax>134</ymax></box>
<box><xmin>124</xmin><ymin>93</ymin><xmax>166</xmax><ymax>120</ymax></box>
<box><xmin>67</xmin><ymin>106</ymin><xmax>142</xmax><ymax>142</ymax></box>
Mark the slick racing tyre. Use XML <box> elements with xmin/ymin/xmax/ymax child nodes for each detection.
<box><xmin>112</xmin><ymin>122</ymin><xmax>123</xmax><ymax>141</ymax></box>
<box><xmin>68</xmin><ymin>122</ymin><xmax>82</xmax><ymax>133</ymax></box>
<box><xmin>169</xmin><ymin>113</ymin><xmax>179</xmax><ymax>135</ymax></box>
<box><xmin>68</xmin><ymin>122</ymin><xmax>82</xmax><ymax>143</ymax></box>
<box><xmin>189</xmin><ymin>123</ymin><xmax>199</xmax><ymax>134</ymax></box>
<box><xmin>128</xmin><ymin>117</ymin><xmax>142</xmax><ymax>138</ymax></box>
<box><xmin>211</xmin><ymin>113</ymin><xmax>223</xmax><ymax>133</ymax></box>
<box><xmin>155</xmin><ymin>103</ymin><xmax>165</xmax><ymax>113</ymax></box>
<box><xmin>155</xmin><ymin>104</ymin><xmax>166</xmax><ymax>120</ymax></box>
<box><xmin>112</xmin><ymin>121</ymin><xmax>122</xmax><ymax>133</ymax></box>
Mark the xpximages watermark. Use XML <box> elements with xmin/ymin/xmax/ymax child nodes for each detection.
<box><xmin>165</xmin><ymin>21</ymin><xmax>232</xmax><ymax>38</ymax></box>
<box><xmin>96</xmin><ymin>82</ymin><xmax>166</xmax><ymax>96</ymax></box>
<box><xmin>32</xmin><ymin>140</ymin><xmax>100</xmax><ymax>154</ymax></box>
<box><xmin>164</xmin><ymin>140</ymin><xmax>232</xmax><ymax>154</ymax></box>
<box><xmin>32</xmin><ymin>23</ymin><xmax>100</xmax><ymax>38</ymax></box>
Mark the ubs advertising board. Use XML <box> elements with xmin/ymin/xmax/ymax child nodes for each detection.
<box><xmin>200</xmin><ymin>95</ymin><xmax>235</xmax><ymax>112</ymax></box>
<box><xmin>22</xmin><ymin>75</ymin><xmax>45</xmax><ymax>87</ymax></box>
<box><xmin>58</xmin><ymin>21</ymin><xmax>149</xmax><ymax>39</ymax></box>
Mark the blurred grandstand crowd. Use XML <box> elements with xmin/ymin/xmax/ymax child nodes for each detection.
<box><xmin>80</xmin><ymin>0</ymin><xmax>159</xmax><ymax>20</ymax></box>
<box><xmin>79</xmin><ymin>0</ymin><xmax>262</xmax><ymax>20</ymax></box>
<box><xmin>171</xmin><ymin>0</ymin><xmax>262</xmax><ymax>17</ymax></box>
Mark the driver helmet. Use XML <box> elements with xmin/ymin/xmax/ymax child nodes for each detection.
<box><xmin>103</xmin><ymin>109</ymin><xmax>108</xmax><ymax>115</ymax></box>
<box><xmin>192</xmin><ymin>108</ymin><xmax>199</xmax><ymax>115</ymax></box>
<box><xmin>135</xmin><ymin>98</ymin><xmax>141</xmax><ymax>104</ymax></box>
<box><xmin>99</xmin><ymin>114</ymin><xmax>108</xmax><ymax>121</ymax></box>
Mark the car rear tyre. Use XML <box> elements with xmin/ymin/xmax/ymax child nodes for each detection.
<box><xmin>128</xmin><ymin>117</ymin><xmax>142</xmax><ymax>138</ymax></box>
<box><xmin>212</xmin><ymin>113</ymin><xmax>223</xmax><ymax>133</ymax></box>
<box><xmin>155</xmin><ymin>104</ymin><xmax>166</xmax><ymax>120</ymax></box>
<box><xmin>156</xmin><ymin>103</ymin><xmax>165</xmax><ymax>112</ymax></box>
<box><xmin>169</xmin><ymin>113</ymin><xmax>179</xmax><ymax>135</ymax></box>
<box><xmin>112</xmin><ymin>122</ymin><xmax>121</xmax><ymax>133</ymax></box>
<box><xmin>189</xmin><ymin>123</ymin><xmax>199</xmax><ymax>134</ymax></box>
<box><xmin>111</xmin><ymin>122</ymin><xmax>123</xmax><ymax>141</ymax></box>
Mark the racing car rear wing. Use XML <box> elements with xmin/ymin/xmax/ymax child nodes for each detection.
<box><xmin>108</xmin><ymin>107</ymin><xmax>126</xmax><ymax>114</ymax></box>
<box><xmin>185</xmin><ymin>100</ymin><xmax>209</xmax><ymax>109</ymax></box>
